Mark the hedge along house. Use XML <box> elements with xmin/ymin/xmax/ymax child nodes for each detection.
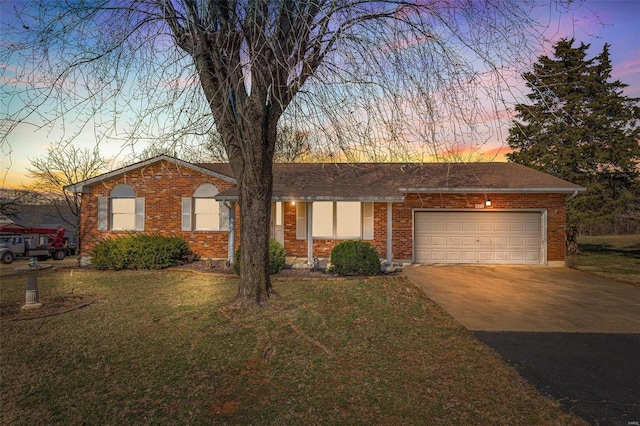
<box><xmin>65</xmin><ymin>155</ymin><xmax>585</xmax><ymax>267</ymax></box>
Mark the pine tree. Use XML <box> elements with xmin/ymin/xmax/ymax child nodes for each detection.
<box><xmin>507</xmin><ymin>39</ymin><xmax>640</xmax><ymax>234</ymax></box>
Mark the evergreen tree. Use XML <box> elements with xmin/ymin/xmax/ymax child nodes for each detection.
<box><xmin>507</xmin><ymin>39</ymin><xmax>640</xmax><ymax>234</ymax></box>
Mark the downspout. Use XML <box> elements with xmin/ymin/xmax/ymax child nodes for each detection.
<box><xmin>225</xmin><ymin>202</ymin><xmax>235</xmax><ymax>264</ymax></box>
<box><xmin>307</xmin><ymin>203</ymin><xmax>314</xmax><ymax>266</ymax></box>
<box><xmin>566</xmin><ymin>190</ymin><xmax>579</xmax><ymax>202</ymax></box>
<box><xmin>386</xmin><ymin>202</ymin><xmax>393</xmax><ymax>266</ymax></box>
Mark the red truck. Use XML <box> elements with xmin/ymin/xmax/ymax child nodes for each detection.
<box><xmin>0</xmin><ymin>226</ymin><xmax>75</xmax><ymax>264</ymax></box>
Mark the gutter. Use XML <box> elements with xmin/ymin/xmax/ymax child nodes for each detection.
<box><xmin>215</xmin><ymin>195</ymin><xmax>406</xmax><ymax>202</ymax></box>
<box><xmin>398</xmin><ymin>187</ymin><xmax>586</xmax><ymax>194</ymax></box>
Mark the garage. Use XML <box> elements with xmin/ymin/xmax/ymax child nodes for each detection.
<box><xmin>414</xmin><ymin>211</ymin><xmax>543</xmax><ymax>264</ymax></box>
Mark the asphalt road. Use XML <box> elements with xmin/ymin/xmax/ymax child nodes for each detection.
<box><xmin>475</xmin><ymin>332</ymin><xmax>640</xmax><ymax>426</ymax></box>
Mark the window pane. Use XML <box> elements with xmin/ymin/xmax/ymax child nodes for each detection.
<box><xmin>112</xmin><ymin>198</ymin><xmax>135</xmax><ymax>214</ymax></box>
<box><xmin>111</xmin><ymin>198</ymin><xmax>135</xmax><ymax>230</ymax></box>
<box><xmin>336</xmin><ymin>202</ymin><xmax>361</xmax><ymax>239</ymax></box>
<box><xmin>296</xmin><ymin>202</ymin><xmax>307</xmax><ymax>240</ymax></box>
<box><xmin>312</xmin><ymin>202</ymin><xmax>333</xmax><ymax>238</ymax></box>
<box><xmin>275</xmin><ymin>202</ymin><xmax>283</xmax><ymax>226</ymax></box>
<box><xmin>195</xmin><ymin>198</ymin><xmax>219</xmax><ymax>230</ymax></box>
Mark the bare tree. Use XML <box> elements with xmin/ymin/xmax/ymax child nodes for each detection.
<box><xmin>27</xmin><ymin>144</ymin><xmax>109</xmax><ymax>248</ymax></box>
<box><xmin>0</xmin><ymin>188</ymin><xmax>48</xmax><ymax>220</ymax></box>
<box><xmin>206</xmin><ymin>124</ymin><xmax>312</xmax><ymax>163</ymax></box>
<box><xmin>1</xmin><ymin>0</ymin><xmax>566</xmax><ymax>305</ymax></box>
<box><xmin>130</xmin><ymin>136</ymin><xmax>215</xmax><ymax>163</ymax></box>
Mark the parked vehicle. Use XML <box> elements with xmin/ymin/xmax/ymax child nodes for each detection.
<box><xmin>0</xmin><ymin>226</ymin><xmax>75</xmax><ymax>264</ymax></box>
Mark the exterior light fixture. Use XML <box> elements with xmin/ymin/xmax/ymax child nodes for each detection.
<box><xmin>291</xmin><ymin>201</ymin><xmax>296</xmax><ymax>205</ymax></box>
<box><xmin>485</xmin><ymin>198</ymin><xmax>492</xmax><ymax>207</ymax></box>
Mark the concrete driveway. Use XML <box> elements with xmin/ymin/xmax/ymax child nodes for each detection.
<box><xmin>404</xmin><ymin>265</ymin><xmax>640</xmax><ymax>425</ymax></box>
<box><xmin>404</xmin><ymin>265</ymin><xmax>640</xmax><ymax>333</ymax></box>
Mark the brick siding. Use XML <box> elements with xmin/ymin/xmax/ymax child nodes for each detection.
<box><xmin>80</xmin><ymin>161</ymin><xmax>567</xmax><ymax>264</ymax></box>
<box><xmin>281</xmin><ymin>194</ymin><xmax>566</xmax><ymax>264</ymax></box>
<box><xmin>80</xmin><ymin>160</ymin><xmax>235</xmax><ymax>259</ymax></box>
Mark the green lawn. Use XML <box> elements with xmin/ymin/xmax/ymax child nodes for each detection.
<box><xmin>576</xmin><ymin>234</ymin><xmax>640</xmax><ymax>285</ymax></box>
<box><xmin>1</xmin><ymin>269</ymin><xmax>583</xmax><ymax>425</ymax></box>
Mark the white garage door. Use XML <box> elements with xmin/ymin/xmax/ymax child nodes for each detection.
<box><xmin>414</xmin><ymin>211</ymin><xmax>543</xmax><ymax>264</ymax></box>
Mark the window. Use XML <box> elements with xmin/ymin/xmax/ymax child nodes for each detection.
<box><xmin>182</xmin><ymin>184</ymin><xmax>229</xmax><ymax>231</ymax></box>
<box><xmin>97</xmin><ymin>184</ymin><xmax>144</xmax><ymax>231</ymax></box>
<box><xmin>299</xmin><ymin>201</ymin><xmax>374</xmax><ymax>240</ymax></box>
<box><xmin>296</xmin><ymin>202</ymin><xmax>307</xmax><ymax>240</ymax></box>
<box><xmin>312</xmin><ymin>202</ymin><xmax>334</xmax><ymax>238</ymax></box>
<box><xmin>336</xmin><ymin>201</ymin><xmax>361</xmax><ymax>239</ymax></box>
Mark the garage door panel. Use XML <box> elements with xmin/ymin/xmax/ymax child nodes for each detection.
<box><xmin>462</xmin><ymin>252</ymin><xmax>478</xmax><ymax>261</ymax></box>
<box><xmin>510</xmin><ymin>222</ymin><xmax>525</xmax><ymax>232</ymax></box>
<box><xmin>431</xmin><ymin>236</ymin><xmax>446</xmax><ymax>245</ymax></box>
<box><xmin>446</xmin><ymin>236</ymin><xmax>462</xmax><ymax>245</ymax></box>
<box><xmin>462</xmin><ymin>236</ymin><xmax>478</xmax><ymax>246</ymax></box>
<box><xmin>525</xmin><ymin>237</ymin><xmax>541</xmax><ymax>247</ymax></box>
<box><xmin>447</xmin><ymin>222</ymin><xmax>462</xmax><ymax>232</ymax></box>
<box><xmin>431</xmin><ymin>222</ymin><xmax>446</xmax><ymax>232</ymax></box>
<box><xmin>493</xmin><ymin>222</ymin><xmax>509</xmax><ymax>232</ymax></box>
<box><xmin>494</xmin><ymin>251</ymin><xmax>509</xmax><ymax>261</ymax></box>
<box><xmin>478</xmin><ymin>251</ymin><xmax>494</xmax><ymax>261</ymax></box>
<box><xmin>477</xmin><ymin>236</ymin><xmax>492</xmax><ymax>246</ymax></box>
<box><xmin>509</xmin><ymin>251</ymin><xmax>525</xmax><ymax>261</ymax></box>
<box><xmin>415</xmin><ymin>211</ymin><xmax>542</xmax><ymax>265</ymax></box>
<box><xmin>479</xmin><ymin>222</ymin><xmax>494</xmax><ymax>231</ymax></box>
<box><xmin>430</xmin><ymin>251</ymin><xmax>446</xmax><ymax>261</ymax></box>
<box><xmin>509</xmin><ymin>237</ymin><xmax>525</xmax><ymax>247</ymax></box>
<box><xmin>526</xmin><ymin>252</ymin><xmax>541</xmax><ymax>261</ymax></box>
<box><xmin>462</xmin><ymin>222</ymin><xmax>477</xmax><ymax>232</ymax></box>
<box><xmin>526</xmin><ymin>222</ymin><xmax>540</xmax><ymax>232</ymax></box>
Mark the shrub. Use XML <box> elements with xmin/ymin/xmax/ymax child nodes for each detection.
<box><xmin>91</xmin><ymin>234</ymin><xmax>190</xmax><ymax>270</ymax></box>
<box><xmin>329</xmin><ymin>240</ymin><xmax>381</xmax><ymax>276</ymax></box>
<box><xmin>233</xmin><ymin>238</ymin><xmax>286</xmax><ymax>275</ymax></box>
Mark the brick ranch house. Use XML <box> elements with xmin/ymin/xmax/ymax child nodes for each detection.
<box><xmin>65</xmin><ymin>155</ymin><xmax>585</xmax><ymax>267</ymax></box>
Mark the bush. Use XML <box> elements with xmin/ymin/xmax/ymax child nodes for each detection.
<box><xmin>91</xmin><ymin>234</ymin><xmax>190</xmax><ymax>270</ymax></box>
<box><xmin>329</xmin><ymin>240</ymin><xmax>381</xmax><ymax>276</ymax></box>
<box><xmin>233</xmin><ymin>238</ymin><xmax>286</xmax><ymax>275</ymax></box>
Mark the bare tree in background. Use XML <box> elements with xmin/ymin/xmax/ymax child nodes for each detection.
<box><xmin>206</xmin><ymin>124</ymin><xmax>312</xmax><ymax>163</ymax></box>
<box><xmin>0</xmin><ymin>0</ymin><xmax>567</xmax><ymax>305</ymax></box>
<box><xmin>0</xmin><ymin>189</ymin><xmax>48</xmax><ymax>220</ymax></box>
<box><xmin>27</xmin><ymin>144</ymin><xmax>109</xmax><ymax>249</ymax></box>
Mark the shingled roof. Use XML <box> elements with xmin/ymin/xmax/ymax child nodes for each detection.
<box><xmin>199</xmin><ymin>162</ymin><xmax>585</xmax><ymax>202</ymax></box>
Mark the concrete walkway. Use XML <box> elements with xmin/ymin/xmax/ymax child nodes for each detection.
<box><xmin>404</xmin><ymin>265</ymin><xmax>640</xmax><ymax>333</ymax></box>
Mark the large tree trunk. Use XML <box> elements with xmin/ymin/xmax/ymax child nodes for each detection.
<box><xmin>235</xmin><ymin>159</ymin><xmax>274</xmax><ymax>306</ymax></box>
<box><xmin>225</xmin><ymin>106</ymin><xmax>278</xmax><ymax>307</ymax></box>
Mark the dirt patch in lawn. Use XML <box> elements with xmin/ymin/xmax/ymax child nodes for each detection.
<box><xmin>0</xmin><ymin>294</ymin><xmax>98</xmax><ymax>321</ymax></box>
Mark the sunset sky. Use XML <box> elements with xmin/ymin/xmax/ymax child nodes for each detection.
<box><xmin>1</xmin><ymin>0</ymin><xmax>639</xmax><ymax>189</ymax></box>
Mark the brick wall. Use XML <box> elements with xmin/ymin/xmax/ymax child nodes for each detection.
<box><xmin>80</xmin><ymin>160</ymin><xmax>235</xmax><ymax>259</ymax></box>
<box><xmin>280</xmin><ymin>194</ymin><xmax>566</xmax><ymax>264</ymax></box>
